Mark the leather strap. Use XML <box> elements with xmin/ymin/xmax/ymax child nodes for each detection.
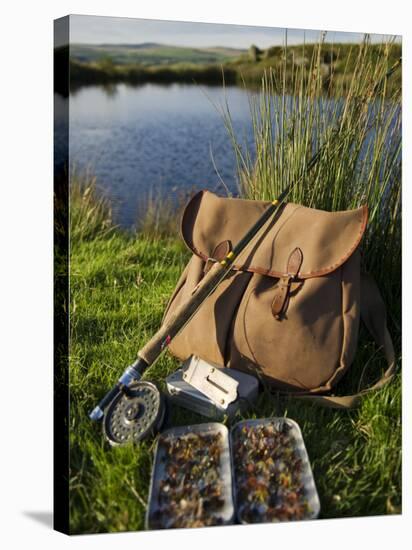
<box><xmin>271</xmin><ymin>248</ymin><xmax>303</xmax><ymax>319</ymax></box>
<box><xmin>204</xmin><ymin>240</ymin><xmax>232</xmax><ymax>274</ymax></box>
<box><xmin>291</xmin><ymin>272</ymin><xmax>397</xmax><ymax>409</ymax></box>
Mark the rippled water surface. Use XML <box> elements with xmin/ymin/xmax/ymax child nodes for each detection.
<box><xmin>67</xmin><ymin>83</ymin><xmax>255</xmax><ymax>227</ymax></box>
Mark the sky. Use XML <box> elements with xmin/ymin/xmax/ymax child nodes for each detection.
<box><xmin>60</xmin><ymin>14</ymin><xmax>400</xmax><ymax>49</ymax></box>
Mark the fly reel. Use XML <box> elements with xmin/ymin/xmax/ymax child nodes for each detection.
<box><xmin>103</xmin><ymin>381</ymin><xmax>166</xmax><ymax>446</ymax></box>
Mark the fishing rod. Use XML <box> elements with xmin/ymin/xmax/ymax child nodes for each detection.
<box><xmin>89</xmin><ymin>186</ymin><xmax>290</xmax><ymax>421</ymax></box>
<box><xmin>88</xmin><ymin>139</ymin><xmax>336</xmax><ymax>446</ymax></box>
<box><xmin>89</xmin><ymin>56</ymin><xmax>401</xmax><ymax>445</ymax></box>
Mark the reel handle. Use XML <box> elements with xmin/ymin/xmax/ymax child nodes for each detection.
<box><xmin>89</xmin><ymin>357</ymin><xmax>148</xmax><ymax>421</ymax></box>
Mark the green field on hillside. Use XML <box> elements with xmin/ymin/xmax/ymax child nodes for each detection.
<box><xmin>70</xmin><ymin>43</ymin><xmax>245</xmax><ymax>66</ymax></box>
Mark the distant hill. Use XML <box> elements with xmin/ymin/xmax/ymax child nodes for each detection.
<box><xmin>70</xmin><ymin>43</ymin><xmax>246</xmax><ymax>66</ymax></box>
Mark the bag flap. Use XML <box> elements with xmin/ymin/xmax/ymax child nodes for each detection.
<box><xmin>181</xmin><ymin>190</ymin><xmax>368</xmax><ymax>279</ymax></box>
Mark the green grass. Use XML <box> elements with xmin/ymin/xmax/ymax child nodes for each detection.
<box><xmin>69</xmin><ymin>185</ymin><xmax>189</xmax><ymax>532</ymax></box>
<box><xmin>69</xmin><ymin>180</ymin><xmax>401</xmax><ymax>534</ymax></box>
<box><xmin>70</xmin><ymin>233</ymin><xmax>188</xmax><ymax>533</ymax></box>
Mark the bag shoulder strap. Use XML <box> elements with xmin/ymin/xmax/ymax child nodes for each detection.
<box><xmin>294</xmin><ymin>272</ymin><xmax>396</xmax><ymax>409</ymax></box>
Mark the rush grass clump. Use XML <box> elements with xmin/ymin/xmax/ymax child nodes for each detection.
<box><xmin>70</xmin><ymin>168</ymin><xmax>114</xmax><ymax>242</ymax></box>
<box><xmin>222</xmin><ymin>35</ymin><xmax>401</xmax><ymax>338</ymax></box>
<box><xmin>136</xmin><ymin>188</ymin><xmax>192</xmax><ymax>238</ymax></box>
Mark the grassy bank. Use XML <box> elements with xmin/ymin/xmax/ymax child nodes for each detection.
<box><xmin>64</xmin><ymin>39</ymin><xmax>401</xmax><ymax>95</ymax></box>
<box><xmin>69</xmin><ymin>58</ymin><xmax>238</xmax><ymax>91</ymax></box>
<box><xmin>69</xmin><ymin>182</ymin><xmax>401</xmax><ymax>533</ymax></box>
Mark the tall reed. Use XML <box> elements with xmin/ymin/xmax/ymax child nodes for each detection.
<box><xmin>222</xmin><ymin>36</ymin><xmax>401</xmax><ymax>334</ymax></box>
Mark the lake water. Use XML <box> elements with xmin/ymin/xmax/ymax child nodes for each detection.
<box><xmin>62</xmin><ymin>83</ymin><xmax>256</xmax><ymax>227</ymax></box>
<box><xmin>55</xmin><ymin>83</ymin><xmax>398</xmax><ymax>228</ymax></box>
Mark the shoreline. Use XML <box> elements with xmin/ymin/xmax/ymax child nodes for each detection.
<box><xmin>54</xmin><ymin>41</ymin><xmax>402</xmax><ymax>96</ymax></box>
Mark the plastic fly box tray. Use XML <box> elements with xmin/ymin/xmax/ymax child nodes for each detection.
<box><xmin>166</xmin><ymin>356</ymin><xmax>259</xmax><ymax>420</ymax></box>
<box><xmin>146</xmin><ymin>422</ymin><xmax>235</xmax><ymax>529</ymax></box>
<box><xmin>230</xmin><ymin>417</ymin><xmax>320</xmax><ymax>523</ymax></box>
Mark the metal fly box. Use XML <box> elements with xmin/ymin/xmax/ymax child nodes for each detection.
<box><xmin>166</xmin><ymin>355</ymin><xmax>259</xmax><ymax>420</ymax></box>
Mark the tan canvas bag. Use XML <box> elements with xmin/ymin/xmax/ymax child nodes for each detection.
<box><xmin>162</xmin><ymin>190</ymin><xmax>396</xmax><ymax>409</ymax></box>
